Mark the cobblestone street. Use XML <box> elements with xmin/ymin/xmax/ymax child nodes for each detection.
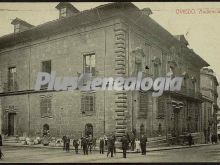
<box><xmin>1</xmin><ymin>144</ymin><xmax>220</xmax><ymax>163</ymax></box>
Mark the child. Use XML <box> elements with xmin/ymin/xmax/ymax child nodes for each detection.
<box><xmin>0</xmin><ymin>148</ymin><xmax>4</xmax><ymax>160</ymax></box>
<box><xmin>135</xmin><ymin>138</ymin><xmax>140</xmax><ymax>153</ymax></box>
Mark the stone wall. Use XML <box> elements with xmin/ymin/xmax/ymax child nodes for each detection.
<box><xmin>0</xmin><ymin>18</ymin><xmax>122</xmax><ymax>138</ymax></box>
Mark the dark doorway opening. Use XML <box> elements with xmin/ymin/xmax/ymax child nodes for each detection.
<box><xmin>8</xmin><ymin>113</ymin><xmax>16</xmax><ymax>136</ymax></box>
<box><xmin>43</xmin><ymin>124</ymin><xmax>49</xmax><ymax>136</ymax></box>
<box><xmin>85</xmin><ymin>123</ymin><xmax>93</xmax><ymax>137</ymax></box>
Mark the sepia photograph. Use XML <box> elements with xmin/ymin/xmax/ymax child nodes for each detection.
<box><xmin>0</xmin><ymin>1</ymin><xmax>220</xmax><ymax>163</ymax></box>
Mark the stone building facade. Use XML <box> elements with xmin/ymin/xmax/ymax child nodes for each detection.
<box><xmin>0</xmin><ymin>2</ymin><xmax>209</xmax><ymax>141</ymax></box>
<box><xmin>200</xmin><ymin>68</ymin><xmax>219</xmax><ymax>142</ymax></box>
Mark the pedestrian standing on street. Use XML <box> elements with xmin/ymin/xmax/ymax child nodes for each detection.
<box><xmin>62</xmin><ymin>135</ymin><xmax>67</xmax><ymax>151</ymax></box>
<box><xmin>107</xmin><ymin>136</ymin><xmax>114</xmax><ymax>157</ymax></box>
<box><xmin>130</xmin><ymin>133</ymin><xmax>135</xmax><ymax>151</ymax></box>
<box><xmin>93</xmin><ymin>137</ymin><xmax>97</xmax><ymax>150</ymax></box>
<box><xmin>80</xmin><ymin>136</ymin><xmax>83</xmax><ymax>149</ymax></box>
<box><xmin>188</xmin><ymin>133</ymin><xmax>193</xmax><ymax>147</ymax></box>
<box><xmin>214</xmin><ymin>134</ymin><xmax>218</xmax><ymax>143</ymax></box>
<box><xmin>73</xmin><ymin>138</ymin><xmax>79</xmax><ymax>154</ymax></box>
<box><xmin>88</xmin><ymin>134</ymin><xmax>93</xmax><ymax>153</ymax></box>
<box><xmin>121</xmin><ymin>135</ymin><xmax>129</xmax><ymax>158</ymax></box>
<box><xmin>99</xmin><ymin>137</ymin><xmax>105</xmax><ymax>154</ymax></box>
<box><xmin>0</xmin><ymin>134</ymin><xmax>3</xmax><ymax>146</ymax></box>
<box><xmin>211</xmin><ymin>134</ymin><xmax>214</xmax><ymax>144</ymax></box>
<box><xmin>0</xmin><ymin>148</ymin><xmax>4</xmax><ymax>160</ymax></box>
<box><xmin>104</xmin><ymin>135</ymin><xmax>108</xmax><ymax>149</ymax></box>
<box><xmin>82</xmin><ymin>136</ymin><xmax>89</xmax><ymax>155</ymax></box>
<box><xmin>66</xmin><ymin>136</ymin><xmax>70</xmax><ymax>152</ymax></box>
<box><xmin>112</xmin><ymin>134</ymin><xmax>117</xmax><ymax>156</ymax></box>
<box><xmin>135</xmin><ymin>138</ymin><xmax>140</xmax><ymax>153</ymax></box>
<box><xmin>140</xmin><ymin>134</ymin><xmax>147</xmax><ymax>155</ymax></box>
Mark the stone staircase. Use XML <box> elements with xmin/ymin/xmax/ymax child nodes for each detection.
<box><xmin>3</xmin><ymin>136</ymin><xmax>17</xmax><ymax>144</ymax></box>
<box><xmin>147</xmin><ymin>136</ymin><xmax>169</xmax><ymax>148</ymax></box>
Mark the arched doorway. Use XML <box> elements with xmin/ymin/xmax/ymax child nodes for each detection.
<box><xmin>43</xmin><ymin>124</ymin><xmax>49</xmax><ymax>136</ymax></box>
<box><xmin>85</xmin><ymin>123</ymin><xmax>93</xmax><ymax>137</ymax></box>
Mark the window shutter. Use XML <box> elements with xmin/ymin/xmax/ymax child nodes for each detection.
<box><xmin>139</xmin><ymin>91</ymin><xmax>148</xmax><ymax>118</ymax></box>
<box><xmin>157</xmin><ymin>96</ymin><xmax>165</xmax><ymax>119</ymax></box>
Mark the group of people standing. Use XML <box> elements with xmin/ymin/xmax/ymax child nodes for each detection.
<box><xmin>61</xmin><ymin>133</ymin><xmax>148</xmax><ymax>159</ymax></box>
<box><xmin>103</xmin><ymin>133</ymin><xmax>148</xmax><ymax>158</ymax></box>
<box><xmin>62</xmin><ymin>134</ymin><xmax>96</xmax><ymax>155</ymax></box>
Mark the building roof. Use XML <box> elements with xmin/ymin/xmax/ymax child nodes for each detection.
<box><xmin>201</xmin><ymin>67</ymin><xmax>219</xmax><ymax>86</ymax></box>
<box><xmin>55</xmin><ymin>2</ymin><xmax>79</xmax><ymax>12</ymax></box>
<box><xmin>11</xmin><ymin>17</ymin><xmax>34</xmax><ymax>28</ymax></box>
<box><xmin>0</xmin><ymin>2</ymin><xmax>209</xmax><ymax>67</ymax></box>
<box><xmin>174</xmin><ymin>35</ymin><xmax>189</xmax><ymax>46</ymax></box>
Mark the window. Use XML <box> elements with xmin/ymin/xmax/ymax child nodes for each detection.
<box><xmin>83</xmin><ymin>53</ymin><xmax>95</xmax><ymax>76</ymax></box>
<box><xmin>139</xmin><ymin>91</ymin><xmax>149</xmax><ymax>118</ymax></box>
<box><xmin>8</xmin><ymin>67</ymin><xmax>17</xmax><ymax>91</ymax></box>
<box><xmin>135</xmin><ymin>63</ymin><xmax>142</xmax><ymax>75</ymax></box>
<box><xmin>41</xmin><ymin>60</ymin><xmax>51</xmax><ymax>89</ymax></box>
<box><xmin>192</xmin><ymin>81</ymin><xmax>196</xmax><ymax>94</ymax></box>
<box><xmin>14</xmin><ymin>24</ymin><xmax>20</xmax><ymax>33</ymax></box>
<box><xmin>60</xmin><ymin>7</ymin><xmax>67</xmax><ymax>17</ymax></box>
<box><xmin>140</xmin><ymin>124</ymin><xmax>145</xmax><ymax>135</ymax></box>
<box><xmin>154</xmin><ymin>63</ymin><xmax>159</xmax><ymax>78</ymax></box>
<box><xmin>157</xmin><ymin>96</ymin><xmax>165</xmax><ymax>119</ymax></box>
<box><xmin>42</xmin><ymin>60</ymin><xmax>51</xmax><ymax>73</ymax></box>
<box><xmin>81</xmin><ymin>92</ymin><xmax>95</xmax><ymax>113</ymax></box>
<box><xmin>85</xmin><ymin>123</ymin><xmax>93</xmax><ymax>137</ymax></box>
<box><xmin>169</xmin><ymin>66</ymin><xmax>175</xmax><ymax>76</ymax></box>
<box><xmin>40</xmin><ymin>95</ymin><xmax>52</xmax><ymax>117</ymax></box>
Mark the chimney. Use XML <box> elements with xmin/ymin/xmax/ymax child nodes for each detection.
<box><xmin>55</xmin><ymin>2</ymin><xmax>79</xmax><ymax>19</ymax></box>
<box><xmin>174</xmin><ymin>35</ymin><xmax>189</xmax><ymax>46</ymax></box>
<box><xmin>11</xmin><ymin>18</ymin><xmax>34</xmax><ymax>33</ymax></box>
<box><xmin>141</xmin><ymin>8</ymin><xmax>153</xmax><ymax>16</ymax></box>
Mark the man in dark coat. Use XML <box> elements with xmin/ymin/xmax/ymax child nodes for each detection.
<box><xmin>66</xmin><ymin>137</ymin><xmax>70</xmax><ymax>152</ymax></box>
<box><xmin>121</xmin><ymin>135</ymin><xmax>129</xmax><ymax>158</ymax></box>
<box><xmin>80</xmin><ymin>136</ymin><xmax>83</xmax><ymax>149</ymax></box>
<box><xmin>82</xmin><ymin>137</ymin><xmax>89</xmax><ymax>155</ymax></box>
<box><xmin>107</xmin><ymin>136</ymin><xmax>114</xmax><ymax>157</ymax></box>
<box><xmin>99</xmin><ymin>137</ymin><xmax>105</xmax><ymax>154</ymax></box>
<box><xmin>73</xmin><ymin>138</ymin><xmax>79</xmax><ymax>154</ymax></box>
<box><xmin>88</xmin><ymin>135</ymin><xmax>93</xmax><ymax>153</ymax></box>
<box><xmin>140</xmin><ymin>134</ymin><xmax>147</xmax><ymax>155</ymax></box>
<box><xmin>0</xmin><ymin>134</ymin><xmax>2</xmax><ymax>146</ymax></box>
<box><xmin>0</xmin><ymin>148</ymin><xmax>4</xmax><ymax>160</ymax></box>
<box><xmin>188</xmin><ymin>133</ymin><xmax>193</xmax><ymax>147</ymax></box>
<box><xmin>211</xmin><ymin>134</ymin><xmax>214</xmax><ymax>144</ymax></box>
<box><xmin>62</xmin><ymin>135</ymin><xmax>67</xmax><ymax>151</ymax></box>
<box><xmin>93</xmin><ymin>137</ymin><xmax>97</xmax><ymax>150</ymax></box>
<box><xmin>112</xmin><ymin>134</ymin><xmax>117</xmax><ymax>156</ymax></box>
<box><xmin>130</xmin><ymin>133</ymin><xmax>135</xmax><ymax>151</ymax></box>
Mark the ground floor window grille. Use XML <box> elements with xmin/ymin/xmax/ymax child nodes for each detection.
<box><xmin>81</xmin><ymin>92</ymin><xmax>96</xmax><ymax>114</ymax></box>
<box><xmin>40</xmin><ymin>95</ymin><xmax>52</xmax><ymax>117</ymax></box>
<box><xmin>157</xmin><ymin>96</ymin><xmax>165</xmax><ymax>119</ymax></box>
<box><xmin>139</xmin><ymin>91</ymin><xmax>149</xmax><ymax>118</ymax></box>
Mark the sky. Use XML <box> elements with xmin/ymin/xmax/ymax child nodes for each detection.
<box><xmin>0</xmin><ymin>2</ymin><xmax>220</xmax><ymax>81</ymax></box>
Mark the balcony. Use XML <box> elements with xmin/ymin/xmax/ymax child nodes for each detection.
<box><xmin>171</xmin><ymin>86</ymin><xmax>202</xmax><ymax>100</ymax></box>
<box><xmin>3</xmin><ymin>81</ymin><xmax>18</xmax><ymax>93</ymax></box>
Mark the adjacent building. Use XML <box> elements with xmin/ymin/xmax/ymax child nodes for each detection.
<box><xmin>200</xmin><ymin>68</ymin><xmax>219</xmax><ymax>142</ymax></box>
<box><xmin>217</xmin><ymin>87</ymin><xmax>220</xmax><ymax>139</ymax></box>
<box><xmin>0</xmin><ymin>2</ymin><xmax>209</xmax><ymax>142</ymax></box>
